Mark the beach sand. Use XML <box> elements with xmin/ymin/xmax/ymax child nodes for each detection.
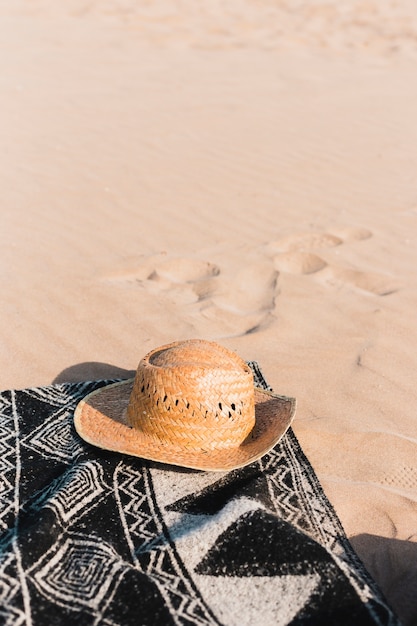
<box><xmin>1</xmin><ymin>1</ymin><xmax>417</xmax><ymax>623</ymax></box>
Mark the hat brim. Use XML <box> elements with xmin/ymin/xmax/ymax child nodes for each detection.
<box><xmin>74</xmin><ymin>380</ymin><xmax>296</xmax><ymax>471</ymax></box>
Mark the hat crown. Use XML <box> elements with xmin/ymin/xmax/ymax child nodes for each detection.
<box><xmin>127</xmin><ymin>339</ymin><xmax>255</xmax><ymax>452</ymax></box>
<box><xmin>149</xmin><ymin>339</ymin><xmax>245</xmax><ymax>370</ymax></box>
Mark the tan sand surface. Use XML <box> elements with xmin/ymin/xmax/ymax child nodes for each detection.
<box><xmin>1</xmin><ymin>1</ymin><xmax>417</xmax><ymax>623</ymax></box>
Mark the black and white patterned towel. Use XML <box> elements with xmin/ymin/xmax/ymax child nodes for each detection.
<box><xmin>0</xmin><ymin>364</ymin><xmax>401</xmax><ymax>625</ymax></box>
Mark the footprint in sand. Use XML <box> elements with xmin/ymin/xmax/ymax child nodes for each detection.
<box><xmin>265</xmin><ymin>231</ymin><xmax>343</xmax><ymax>254</ymax></box>
<box><xmin>265</xmin><ymin>230</ymin><xmax>337</xmax><ymax>276</ymax></box>
<box><xmin>147</xmin><ymin>258</ymin><xmax>221</xmax><ymax>304</ymax></box>
<box><xmin>329</xmin><ymin>227</ymin><xmax>372</xmax><ymax>243</ymax></box>
<box><xmin>150</xmin><ymin>257</ymin><xmax>220</xmax><ymax>284</ymax></box>
<box><xmin>103</xmin><ymin>253</ymin><xmax>279</xmax><ymax>337</ymax></box>
<box><xmin>105</xmin><ymin>254</ymin><xmax>219</xmax><ymax>284</ymax></box>
<box><xmin>265</xmin><ymin>227</ymin><xmax>372</xmax><ymax>256</ymax></box>
<box><xmin>198</xmin><ymin>259</ymin><xmax>279</xmax><ymax>337</ymax></box>
<box><xmin>319</xmin><ymin>266</ymin><xmax>399</xmax><ymax>296</ymax></box>
<box><xmin>264</xmin><ymin>228</ymin><xmax>399</xmax><ymax>296</ymax></box>
<box><xmin>273</xmin><ymin>252</ymin><xmax>327</xmax><ymax>275</ymax></box>
<box><xmin>105</xmin><ymin>254</ymin><xmax>220</xmax><ymax>306</ymax></box>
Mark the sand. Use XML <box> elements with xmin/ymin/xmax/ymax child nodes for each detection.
<box><xmin>1</xmin><ymin>1</ymin><xmax>417</xmax><ymax>623</ymax></box>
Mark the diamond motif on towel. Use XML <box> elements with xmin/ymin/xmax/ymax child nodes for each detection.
<box><xmin>21</xmin><ymin>412</ymin><xmax>83</xmax><ymax>463</ymax></box>
<box><xmin>31</xmin><ymin>461</ymin><xmax>108</xmax><ymax>524</ymax></box>
<box><xmin>30</xmin><ymin>534</ymin><xmax>124</xmax><ymax>610</ymax></box>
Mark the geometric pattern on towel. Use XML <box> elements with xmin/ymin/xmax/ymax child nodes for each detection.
<box><xmin>0</xmin><ymin>363</ymin><xmax>402</xmax><ymax>625</ymax></box>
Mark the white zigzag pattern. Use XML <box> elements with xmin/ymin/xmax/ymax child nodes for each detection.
<box><xmin>150</xmin><ymin>557</ymin><xmax>215</xmax><ymax>626</ymax></box>
<box><xmin>117</xmin><ymin>466</ymin><xmax>219</xmax><ymax>625</ymax></box>
<box><xmin>262</xmin><ymin>442</ymin><xmax>336</xmax><ymax>545</ymax></box>
<box><xmin>0</xmin><ymin>606</ymin><xmax>26</xmax><ymax>626</ymax></box>
<box><xmin>0</xmin><ymin>396</ymin><xmax>17</xmax><ymax>532</ymax></box>
<box><xmin>116</xmin><ymin>469</ymin><xmax>156</xmax><ymax>545</ymax></box>
<box><xmin>0</xmin><ymin>553</ymin><xmax>21</xmax><ymax>605</ymax></box>
<box><xmin>0</xmin><ymin>551</ymin><xmax>26</xmax><ymax>626</ymax></box>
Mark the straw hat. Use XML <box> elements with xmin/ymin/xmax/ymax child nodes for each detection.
<box><xmin>74</xmin><ymin>339</ymin><xmax>296</xmax><ymax>471</ymax></box>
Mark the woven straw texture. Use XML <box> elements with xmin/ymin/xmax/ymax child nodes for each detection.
<box><xmin>74</xmin><ymin>340</ymin><xmax>296</xmax><ymax>470</ymax></box>
<box><xmin>127</xmin><ymin>340</ymin><xmax>255</xmax><ymax>452</ymax></box>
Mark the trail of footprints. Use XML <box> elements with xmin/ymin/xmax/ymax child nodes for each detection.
<box><xmin>104</xmin><ymin>228</ymin><xmax>399</xmax><ymax>338</ymax></box>
<box><xmin>266</xmin><ymin>227</ymin><xmax>398</xmax><ymax>296</ymax></box>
